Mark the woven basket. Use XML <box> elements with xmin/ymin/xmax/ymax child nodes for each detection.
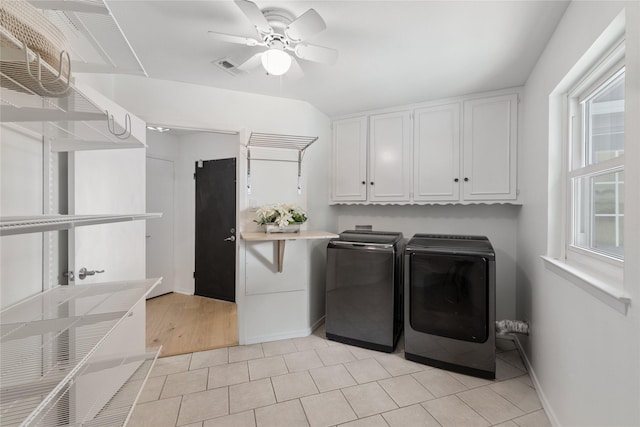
<box><xmin>0</xmin><ymin>0</ymin><xmax>71</xmax><ymax>96</ymax></box>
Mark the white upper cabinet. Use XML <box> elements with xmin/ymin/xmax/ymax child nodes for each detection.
<box><xmin>331</xmin><ymin>90</ymin><xmax>519</xmax><ymax>204</ymax></box>
<box><xmin>369</xmin><ymin>111</ymin><xmax>413</xmax><ymax>202</ymax></box>
<box><xmin>462</xmin><ymin>94</ymin><xmax>518</xmax><ymax>201</ymax></box>
<box><xmin>413</xmin><ymin>103</ymin><xmax>460</xmax><ymax>202</ymax></box>
<box><xmin>332</xmin><ymin>116</ymin><xmax>368</xmax><ymax>201</ymax></box>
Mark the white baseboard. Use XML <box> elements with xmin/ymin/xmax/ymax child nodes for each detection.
<box><xmin>174</xmin><ymin>288</ymin><xmax>194</xmax><ymax>296</ymax></box>
<box><xmin>244</xmin><ymin>317</ymin><xmax>326</xmax><ymax>345</ymax></box>
<box><xmin>244</xmin><ymin>328</ymin><xmax>313</xmax><ymax>345</ymax></box>
<box><xmin>514</xmin><ymin>336</ymin><xmax>561</xmax><ymax>427</ymax></box>
<box><xmin>311</xmin><ymin>316</ymin><xmax>325</xmax><ymax>332</ymax></box>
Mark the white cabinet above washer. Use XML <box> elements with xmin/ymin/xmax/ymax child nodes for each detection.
<box><xmin>462</xmin><ymin>94</ymin><xmax>518</xmax><ymax>201</ymax></box>
<box><xmin>331</xmin><ymin>90</ymin><xmax>520</xmax><ymax>205</ymax></box>
<box><xmin>368</xmin><ymin>110</ymin><xmax>413</xmax><ymax>202</ymax></box>
<box><xmin>331</xmin><ymin>116</ymin><xmax>368</xmax><ymax>201</ymax></box>
<box><xmin>413</xmin><ymin>103</ymin><xmax>461</xmax><ymax>202</ymax></box>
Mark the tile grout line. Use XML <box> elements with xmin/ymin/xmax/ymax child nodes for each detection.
<box><xmin>338</xmin><ymin>386</ymin><xmax>359</xmax><ymax>421</ymax></box>
<box><xmin>296</xmin><ymin>397</ymin><xmax>312</xmax><ymax>427</ymax></box>
<box><xmin>142</xmin><ymin>336</ymin><xmax>549</xmax><ymax>427</ymax></box>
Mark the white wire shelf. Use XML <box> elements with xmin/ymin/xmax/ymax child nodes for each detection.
<box><xmin>247</xmin><ymin>132</ymin><xmax>318</xmax><ymax>151</ymax></box>
<box><xmin>0</xmin><ymin>279</ymin><xmax>161</xmax><ymax>427</ymax></box>
<box><xmin>0</xmin><ymin>83</ymin><xmax>146</xmax><ymax>150</ymax></box>
<box><xmin>38</xmin><ymin>0</ymin><xmax>148</xmax><ymax>77</ymax></box>
<box><xmin>0</xmin><ymin>213</ymin><xmax>162</xmax><ymax>237</ymax></box>
<box><xmin>25</xmin><ymin>349</ymin><xmax>160</xmax><ymax>427</ymax></box>
<box><xmin>1</xmin><ymin>23</ymin><xmax>146</xmax><ymax>150</ymax></box>
<box><xmin>245</xmin><ymin>132</ymin><xmax>319</xmax><ymax>194</ymax></box>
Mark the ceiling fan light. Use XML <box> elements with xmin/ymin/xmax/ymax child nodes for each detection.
<box><xmin>261</xmin><ymin>48</ymin><xmax>292</xmax><ymax>76</ymax></box>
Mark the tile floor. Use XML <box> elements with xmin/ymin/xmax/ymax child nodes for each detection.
<box><xmin>129</xmin><ymin>327</ymin><xmax>550</xmax><ymax>427</ymax></box>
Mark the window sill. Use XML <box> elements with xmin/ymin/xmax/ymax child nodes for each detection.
<box><xmin>541</xmin><ymin>256</ymin><xmax>630</xmax><ymax>314</ymax></box>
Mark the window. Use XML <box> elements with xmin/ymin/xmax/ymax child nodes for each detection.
<box><xmin>567</xmin><ymin>42</ymin><xmax>625</xmax><ymax>276</ymax></box>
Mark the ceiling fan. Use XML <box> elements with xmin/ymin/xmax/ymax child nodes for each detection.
<box><xmin>209</xmin><ymin>0</ymin><xmax>338</xmax><ymax>77</ymax></box>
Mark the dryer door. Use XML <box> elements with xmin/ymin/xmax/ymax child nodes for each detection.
<box><xmin>409</xmin><ymin>252</ymin><xmax>488</xmax><ymax>343</ymax></box>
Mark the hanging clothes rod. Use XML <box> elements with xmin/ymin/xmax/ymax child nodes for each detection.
<box><xmin>246</xmin><ymin>132</ymin><xmax>318</xmax><ymax>151</ymax></box>
<box><xmin>246</xmin><ymin>132</ymin><xmax>318</xmax><ymax>195</ymax></box>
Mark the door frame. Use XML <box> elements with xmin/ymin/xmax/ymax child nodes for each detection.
<box><xmin>146</xmin><ymin>123</ymin><xmax>242</xmax><ymax>339</ymax></box>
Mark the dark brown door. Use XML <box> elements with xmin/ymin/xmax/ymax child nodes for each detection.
<box><xmin>194</xmin><ymin>158</ymin><xmax>236</xmax><ymax>302</ymax></box>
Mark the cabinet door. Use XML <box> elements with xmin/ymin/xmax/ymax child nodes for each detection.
<box><xmin>463</xmin><ymin>94</ymin><xmax>518</xmax><ymax>200</ymax></box>
<box><xmin>369</xmin><ymin>111</ymin><xmax>412</xmax><ymax>202</ymax></box>
<box><xmin>332</xmin><ymin>117</ymin><xmax>368</xmax><ymax>201</ymax></box>
<box><xmin>413</xmin><ymin>104</ymin><xmax>461</xmax><ymax>201</ymax></box>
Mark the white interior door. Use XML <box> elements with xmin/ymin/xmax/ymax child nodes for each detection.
<box><xmin>68</xmin><ymin>149</ymin><xmax>146</xmax><ymax>285</ymax></box>
<box><xmin>146</xmin><ymin>156</ymin><xmax>174</xmax><ymax>298</ymax></box>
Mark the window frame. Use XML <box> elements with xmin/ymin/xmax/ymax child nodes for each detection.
<box><xmin>564</xmin><ymin>40</ymin><xmax>625</xmax><ymax>285</ymax></box>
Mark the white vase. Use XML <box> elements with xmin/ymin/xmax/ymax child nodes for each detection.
<box><xmin>264</xmin><ymin>223</ymin><xmax>301</xmax><ymax>233</ymax></box>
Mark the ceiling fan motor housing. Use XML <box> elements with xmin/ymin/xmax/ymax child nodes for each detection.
<box><xmin>260</xmin><ymin>8</ymin><xmax>296</xmax><ymax>51</ymax></box>
<box><xmin>262</xmin><ymin>8</ymin><xmax>295</xmax><ymax>30</ymax></box>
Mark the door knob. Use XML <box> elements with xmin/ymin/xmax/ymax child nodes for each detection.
<box><xmin>224</xmin><ymin>235</ymin><xmax>236</xmax><ymax>242</ymax></box>
<box><xmin>78</xmin><ymin>267</ymin><xmax>105</xmax><ymax>280</ymax></box>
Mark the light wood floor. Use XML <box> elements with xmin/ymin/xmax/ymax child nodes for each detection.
<box><xmin>146</xmin><ymin>293</ymin><xmax>238</xmax><ymax>357</ymax></box>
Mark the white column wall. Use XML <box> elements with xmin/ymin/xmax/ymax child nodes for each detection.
<box><xmin>517</xmin><ymin>2</ymin><xmax>640</xmax><ymax>426</ymax></box>
<box><xmin>97</xmin><ymin>75</ymin><xmax>333</xmax><ymax>343</ymax></box>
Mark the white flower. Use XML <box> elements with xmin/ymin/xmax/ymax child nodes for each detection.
<box><xmin>254</xmin><ymin>203</ymin><xmax>307</xmax><ymax>228</ymax></box>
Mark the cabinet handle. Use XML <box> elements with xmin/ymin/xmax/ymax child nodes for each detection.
<box><xmin>370</xmin><ymin>181</ymin><xmax>374</xmax><ymax>185</ymax></box>
<box><xmin>464</xmin><ymin>177</ymin><xmax>469</xmax><ymax>182</ymax></box>
<box><xmin>454</xmin><ymin>178</ymin><xmax>459</xmax><ymax>182</ymax></box>
<box><xmin>362</xmin><ymin>181</ymin><xmax>366</xmax><ymax>185</ymax></box>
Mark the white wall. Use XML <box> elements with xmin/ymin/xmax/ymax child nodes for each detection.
<box><xmin>0</xmin><ymin>125</ymin><xmax>43</xmax><ymax>308</ymax></box>
<box><xmin>336</xmin><ymin>204</ymin><xmax>519</xmax><ymax>320</ymax></box>
<box><xmin>146</xmin><ymin>130</ymin><xmax>180</xmax><ymax>162</ymax></box>
<box><xmin>517</xmin><ymin>2</ymin><xmax>640</xmax><ymax>426</ymax></box>
<box><xmin>305</xmin><ymin>121</ymin><xmax>339</xmax><ymax>326</ymax></box>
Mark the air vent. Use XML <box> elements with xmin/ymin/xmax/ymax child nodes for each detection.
<box><xmin>213</xmin><ymin>57</ymin><xmax>247</xmax><ymax>76</ymax></box>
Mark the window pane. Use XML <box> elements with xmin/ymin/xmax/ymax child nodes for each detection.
<box><xmin>585</xmin><ymin>73</ymin><xmax>624</xmax><ymax>165</ymax></box>
<box><xmin>573</xmin><ymin>170</ymin><xmax>624</xmax><ymax>258</ymax></box>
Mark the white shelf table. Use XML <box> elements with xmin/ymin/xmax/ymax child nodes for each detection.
<box><xmin>241</xmin><ymin>230</ymin><xmax>339</xmax><ymax>272</ymax></box>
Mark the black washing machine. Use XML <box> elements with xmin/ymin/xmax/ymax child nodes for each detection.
<box><xmin>326</xmin><ymin>230</ymin><xmax>404</xmax><ymax>352</ymax></box>
<box><xmin>404</xmin><ymin>234</ymin><xmax>496</xmax><ymax>379</ymax></box>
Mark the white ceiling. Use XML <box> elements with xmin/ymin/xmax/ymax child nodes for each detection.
<box><xmin>106</xmin><ymin>0</ymin><xmax>570</xmax><ymax>117</ymax></box>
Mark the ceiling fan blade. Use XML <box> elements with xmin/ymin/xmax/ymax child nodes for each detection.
<box><xmin>285</xmin><ymin>9</ymin><xmax>326</xmax><ymax>42</ymax></box>
<box><xmin>236</xmin><ymin>52</ymin><xmax>264</xmax><ymax>71</ymax></box>
<box><xmin>234</xmin><ymin>0</ymin><xmax>271</xmax><ymax>34</ymax></box>
<box><xmin>286</xmin><ymin>56</ymin><xmax>304</xmax><ymax>79</ymax></box>
<box><xmin>208</xmin><ymin>31</ymin><xmax>262</xmax><ymax>47</ymax></box>
<box><xmin>295</xmin><ymin>43</ymin><xmax>338</xmax><ymax>65</ymax></box>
